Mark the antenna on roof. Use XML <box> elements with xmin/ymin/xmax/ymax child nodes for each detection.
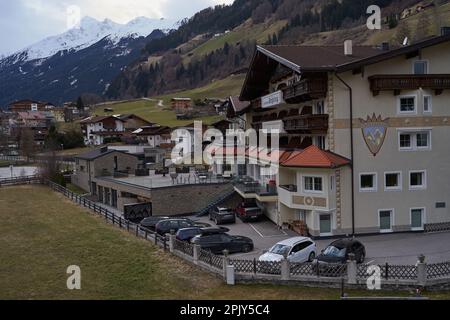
<box><xmin>403</xmin><ymin>37</ymin><xmax>409</xmax><ymax>46</ymax></box>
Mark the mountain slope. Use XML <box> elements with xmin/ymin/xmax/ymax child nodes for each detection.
<box><xmin>0</xmin><ymin>17</ymin><xmax>174</xmax><ymax>107</ymax></box>
<box><xmin>106</xmin><ymin>0</ymin><xmax>429</xmax><ymax>100</ymax></box>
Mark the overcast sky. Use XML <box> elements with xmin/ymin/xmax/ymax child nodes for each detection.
<box><xmin>0</xmin><ymin>0</ymin><xmax>234</xmax><ymax>56</ymax></box>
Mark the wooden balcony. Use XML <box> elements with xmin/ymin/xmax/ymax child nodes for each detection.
<box><xmin>284</xmin><ymin>114</ymin><xmax>329</xmax><ymax>133</ymax></box>
<box><xmin>369</xmin><ymin>74</ymin><xmax>450</xmax><ymax>96</ymax></box>
<box><xmin>283</xmin><ymin>77</ymin><xmax>328</xmax><ymax>102</ymax></box>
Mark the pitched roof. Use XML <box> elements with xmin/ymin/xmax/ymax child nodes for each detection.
<box><xmin>79</xmin><ymin>116</ymin><xmax>114</xmax><ymax>124</ymax></box>
<box><xmin>258</xmin><ymin>45</ymin><xmax>382</xmax><ymax>72</ymax></box>
<box><xmin>281</xmin><ymin>145</ymin><xmax>350</xmax><ymax>168</ymax></box>
<box><xmin>229</xmin><ymin>96</ymin><xmax>250</xmax><ymax>114</ymax></box>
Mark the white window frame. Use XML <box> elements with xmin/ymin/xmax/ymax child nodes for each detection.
<box><xmin>397</xmin><ymin>95</ymin><xmax>417</xmax><ymax>115</ymax></box>
<box><xmin>410</xmin><ymin>207</ymin><xmax>426</xmax><ymax>231</ymax></box>
<box><xmin>398</xmin><ymin>129</ymin><xmax>432</xmax><ymax>151</ymax></box>
<box><xmin>315</xmin><ymin>135</ymin><xmax>326</xmax><ymax>150</ymax></box>
<box><xmin>409</xmin><ymin>170</ymin><xmax>427</xmax><ymax>190</ymax></box>
<box><xmin>359</xmin><ymin>172</ymin><xmax>378</xmax><ymax>192</ymax></box>
<box><xmin>384</xmin><ymin>171</ymin><xmax>402</xmax><ymax>191</ymax></box>
<box><xmin>303</xmin><ymin>175</ymin><xmax>324</xmax><ymax>194</ymax></box>
<box><xmin>423</xmin><ymin>95</ymin><xmax>432</xmax><ymax>114</ymax></box>
<box><xmin>413</xmin><ymin>60</ymin><xmax>429</xmax><ymax>75</ymax></box>
<box><xmin>378</xmin><ymin>209</ymin><xmax>394</xmax><ymax>233</ymax></box>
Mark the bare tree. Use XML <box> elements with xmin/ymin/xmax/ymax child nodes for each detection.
<box><xmin>395</xmin><ymin>21</ymin><xmax>412</xmax><ymax>46</ymax></box>
<box><xmin>19</xmin><ymin>127</ymin><xmax>36</xmax><ymax>162</ymax></box>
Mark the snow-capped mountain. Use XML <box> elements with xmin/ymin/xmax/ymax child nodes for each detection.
<box><xmin>0</xmin><ymin>16</ymin><xmax>175</xmax><ymax>107</ymax></box>
<box><xmin>6</xmin><ymin>16</ymin><xmax>176</xmax><ymax>64</ymax></box>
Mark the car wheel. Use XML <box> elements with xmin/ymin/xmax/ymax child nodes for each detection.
<box><xmin>308</xmin><ymin>252</ymin><xmax>316</xmax><ymax>262</ymax></box>
<box><xmin>242</xmin><ymin>245</ymin><xmax>252</xmax><ymax>253</ymax></box>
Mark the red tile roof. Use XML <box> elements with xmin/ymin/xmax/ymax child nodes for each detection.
<box><xmin>281</xmin><ymin>146</ymin><xmax>350</xmax><ymax>168</ymax></box>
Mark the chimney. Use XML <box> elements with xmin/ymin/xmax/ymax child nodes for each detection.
<box><xmin>381</xmin><ymin>42</ymin><xmax>390</xmax><ymax>51</ymax></box>
<box><xmin>441</xmin><ymin>27</ymin><xmax>450</xmax><ymax>36</ymax></box>
<box><xmin>344</xmin><ymin>40</ymin><xmax>353</xmax><ymax>56</ymax></box>
<box><xmin>100</xmin><ymin>146</ymin><xmax>108</xmax><ymax>153</ymax></box>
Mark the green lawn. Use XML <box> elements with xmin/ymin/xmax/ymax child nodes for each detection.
<box><xmin>94</xmin><ymin>74</ymin><xmax>245</xmax><ymax>127</ymax></box>
<box><xmin>66</xmin><ymin>183</ymin><xmax>88</xmax><ymax>195</ymax></box>
<box><xmin>1</xmin><ymin>186</ymin><xmax>450</xmax><ymax>300</ymax></box>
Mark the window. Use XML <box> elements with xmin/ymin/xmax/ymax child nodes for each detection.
<box><xmin>360</xmin><ymin>173</ymin><xmax>377</xmax><ymax>192</ymax></box>
<box><xmin>304</xmin><ymin>176</ymin><xmax>323</xmax><ymax>192</ymax></box>
<box><xmin>423</xmin><ymin>96</ymin><xmax>432</xmax><ymax>113</ymax></box>
<box><xmin>411</xmin><ymin>208</ymin><xmax>425</xmax><ymax>230</ymax></box>
<box><xmin>385</xmin><ymin>172</ymin><xmax>402</xmax><ymax>191</ymax></box>
<box><xmin>414</xmin><ymin>60</ymin><xmax>428</xmax><ymax>75</ymax></box>
<box><xmin>410</xmin><ymin>171</ymin><xmax>427</xmax><ymax>190</ymax></box>
<box><xmin>398</xmin><ymin>96</ymin><xmax>416</xmax><ymax>114</ymax></box>
<box><xmin>315</xmin><ymin>101</ymin><xmax>325</xmax><ymax>114</ymax></box>
<box><xmin>398</xmin><ymin>131</ymin><xmax>431</xmax><ymax>151</ymax></box>
<box><xmin>320</xmin><ymin>214</ymin><xmax>332</xmax><ymax>235</ymax></box>
<box><xmin>379</xmin><ymin>210</ymin><xmax>393</xmax><ymax>233</ymax></box>
<box><xmin>316</xmin><ymin>136</ymin><xmax>326</xmax><ymax>150</ymax></box>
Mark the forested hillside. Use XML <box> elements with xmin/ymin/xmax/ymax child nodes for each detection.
<box><xmin>106</xmin><ymin>0</ymin><xmax>448</xmax><ymax>100</ymax></box>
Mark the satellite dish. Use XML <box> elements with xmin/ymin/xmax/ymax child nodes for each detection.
<box><xmin>403</xmin><ymin>37</ymin><xmax>409</xmax><ymax>46</ymax></box>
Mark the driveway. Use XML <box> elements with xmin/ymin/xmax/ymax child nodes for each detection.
<box><xmin>191</xmin><ymin>215</ymin><xmax>450</xmax><ymax>265</ymax></box>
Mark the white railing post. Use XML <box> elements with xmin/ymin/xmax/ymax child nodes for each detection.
<box><xmin>281</xmin><ymin>257</ymin><xmax>290</xmax><ymax>281</ymax></box>
<box><xmin>193</xmin><ymin>244</ymin><xmax>200</xmax><ymax>265</ymax></box>
<box><xmin>347</xmin><ymin>253</ymin><xmax>357</xmax><ymax>284</ymax></box>
<box><xmin>169</xmin><ymin>230</ymin><xmax>176</xmax><ymax>253</ymax></box>
<box><xmin>417</xmin><ymin>254</ymin><xmax>427</xmax><ymax>287</ymax></box>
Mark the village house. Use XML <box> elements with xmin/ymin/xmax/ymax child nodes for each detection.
<box><xmin>80</xmin><ymin>116</ymin><xmax>126</xmax><ymax>145</ymax></box>
<box><xmin>8</xmin><ymin>99</ymin><xmax>56</xmax><ymax>113</ymax></box>
<box><xmin>13</xmin><ymin>111</ymin><xmax>53</xmax><ymax>146</ymax></box>
<box><xmin>171</xmin><ymin>98</ymin><xmax>192</xmax><ymax>113</ymax></box>
<box><xmin>220</xmin><ymin>31</ymin><xmax>450</xmax><ymax>238</ymax></box>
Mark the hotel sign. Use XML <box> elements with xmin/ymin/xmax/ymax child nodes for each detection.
<box><xmin>261</xmin><ymin>90</ymin><xmax>284</xmax><ymax>109</ymax></box>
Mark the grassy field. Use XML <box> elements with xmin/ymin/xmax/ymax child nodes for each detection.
<box><xmin>1</xmin><ymin>185</ymin><xmax>450</xmax><ymax>300</ymax></box>
<box><xmin>94</xmin><ymin>74</ymin><xmax>245</xmax><ymax>127</ymax></box>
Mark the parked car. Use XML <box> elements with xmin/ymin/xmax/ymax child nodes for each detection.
<box><xmin>191</xmin><ymin>233</ymin><xmax>254</xmax><ymax>254</ymax></box>
<box><xmin>209</xmin><ymin>207</ymin><xmax>236</xmax><ymax>225</ymax></box>
<box><xmin>312</xmin><ymin>239</ymin><xmax>366</xmax><ymax>276</ymax></box>
<box><xmin>235</xmin><ymin>200</ymin><xmax>263</xmax><ymax>222</ymax></box>
<box><xmin>259</xmin><ymin>237</ymin><xmax>317</xmax><ymax>263</ymax></box>
<box><xmin>140</xmin><ymin>216</ymin><xmax>170</xmax><ymax>231</ymax></box>
<box><xmin>155</xmin><ymin>218</ymin><xmax>211</xmax><ymax>236</ymax></box>
<box><xmin>176</xmin><ymin>227</ymin><xmax>230</xmax><ymax>242</ymax></box>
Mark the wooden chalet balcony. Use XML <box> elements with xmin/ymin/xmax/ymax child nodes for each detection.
<box><xmin>369</xmin><ymin>74</ymin><xmax>450</xmax><ymax>96</ymax></box>
<box><xmin>283</xmin><ymin>78</ymin><xmax>328</xmax><ymax>102</ymax></box>
<box><xmin>284</xmin><ymin>114</ymin><xmax>329</xmax><ymax>132</ymax></box>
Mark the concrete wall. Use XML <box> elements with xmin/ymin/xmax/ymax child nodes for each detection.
<box><xmin>151</xmin><ymin>183</ymin><xmax>234</xmax><ymax>216</ymax></box>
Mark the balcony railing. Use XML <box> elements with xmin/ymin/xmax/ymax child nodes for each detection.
<box><xmin>284</xmin><ymin>114</ymin><xmax>329</xmax><ymax>132</ymax></box>
<box><xmin>233</xmin><ymin>177</ymin><xmax>278</xmax><ymax>197</ymax></box>
<box><xmin>283</xmin><ymin>78</ymin><xmax>328</xmax><ymax>102</ymax></box>
<box><xmin>369</xmin><ymin>74</ymin><xmax>450</xmax><ymax>95</ymax></box>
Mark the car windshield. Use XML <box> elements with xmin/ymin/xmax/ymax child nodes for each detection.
<box><xmin>269</xmin><ymin>244</ymin><xmax>291</xmax><ymax>256</ymax></box>
<box><xmin>323</xmin><ymin>245</ymin><xmax>346</xmax><ymax>258</ymax></box>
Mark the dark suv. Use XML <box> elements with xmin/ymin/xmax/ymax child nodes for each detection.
<box><xmin>209</xmin><ymin>207</ymin><xmax>236</xmax><ymax>225</ymax></box>
<box><xmin>155</xmin><ymin>219</ymin><xmax>211</xmax><ymax>236</ymax></box>
<box><xmin>176</xmin><ymin>227</ymin><xmax>230</xmax><ymax>242</ymax></box>
<box><xmin>191</xmin><ymin>233</ymin><xmax>254</xmax><ymax>254</ymax></box>
<box><xmin>236</xmin><ymin>200</ymin><xmax>263</xmax><ymax>222</ymax></box>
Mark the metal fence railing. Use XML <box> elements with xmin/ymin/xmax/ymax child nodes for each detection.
<box><xmin>4</xmin><ymin>178</ymin><xmax>450</xmax><ymax>288</ymax></box>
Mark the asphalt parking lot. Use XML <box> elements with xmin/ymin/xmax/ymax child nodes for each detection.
<box><xmin>191</xmin><ymin>215</ymin><xmax>450</xmax><ymax>265</ymax></box>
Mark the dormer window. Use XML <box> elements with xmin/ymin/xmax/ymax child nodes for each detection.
<box><xmin>414</xmin><ymin>60</ymin><xmax>428</xmax><ymax>75</ymax></box>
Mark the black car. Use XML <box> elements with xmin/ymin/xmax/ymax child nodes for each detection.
<box><xmin>176</xmin><ymin>227</ymin><xmax>230</xmax><ymax>242</ymax></box>
<box><xmin>140</xmin><ymin>216</ymin><xmax>170</xmax><ymax>231</ymax></box>
<box><xmin>316</xmin><ymin>239</ymin><xmax>366</xmax><ymax>264</ymax></box>
<box><xmin>155</xmin><ymin>218</ymin><xmax>211</xmax><ymax>236</ymax></box>
<box><xmin>209</xmin><ymin>207</ymin><xmax>236</xmax><ymax>225</ymax></box>
<box><xmin>191</xmin><ymin>233</ymin><xmax>254</xmax><ymax>255</ymax></box>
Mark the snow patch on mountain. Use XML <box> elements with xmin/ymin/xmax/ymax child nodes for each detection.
<box><xmin>5</xmin><ymin>16</ymin><xmax>177</xmax><ymax>63</ymax></box>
